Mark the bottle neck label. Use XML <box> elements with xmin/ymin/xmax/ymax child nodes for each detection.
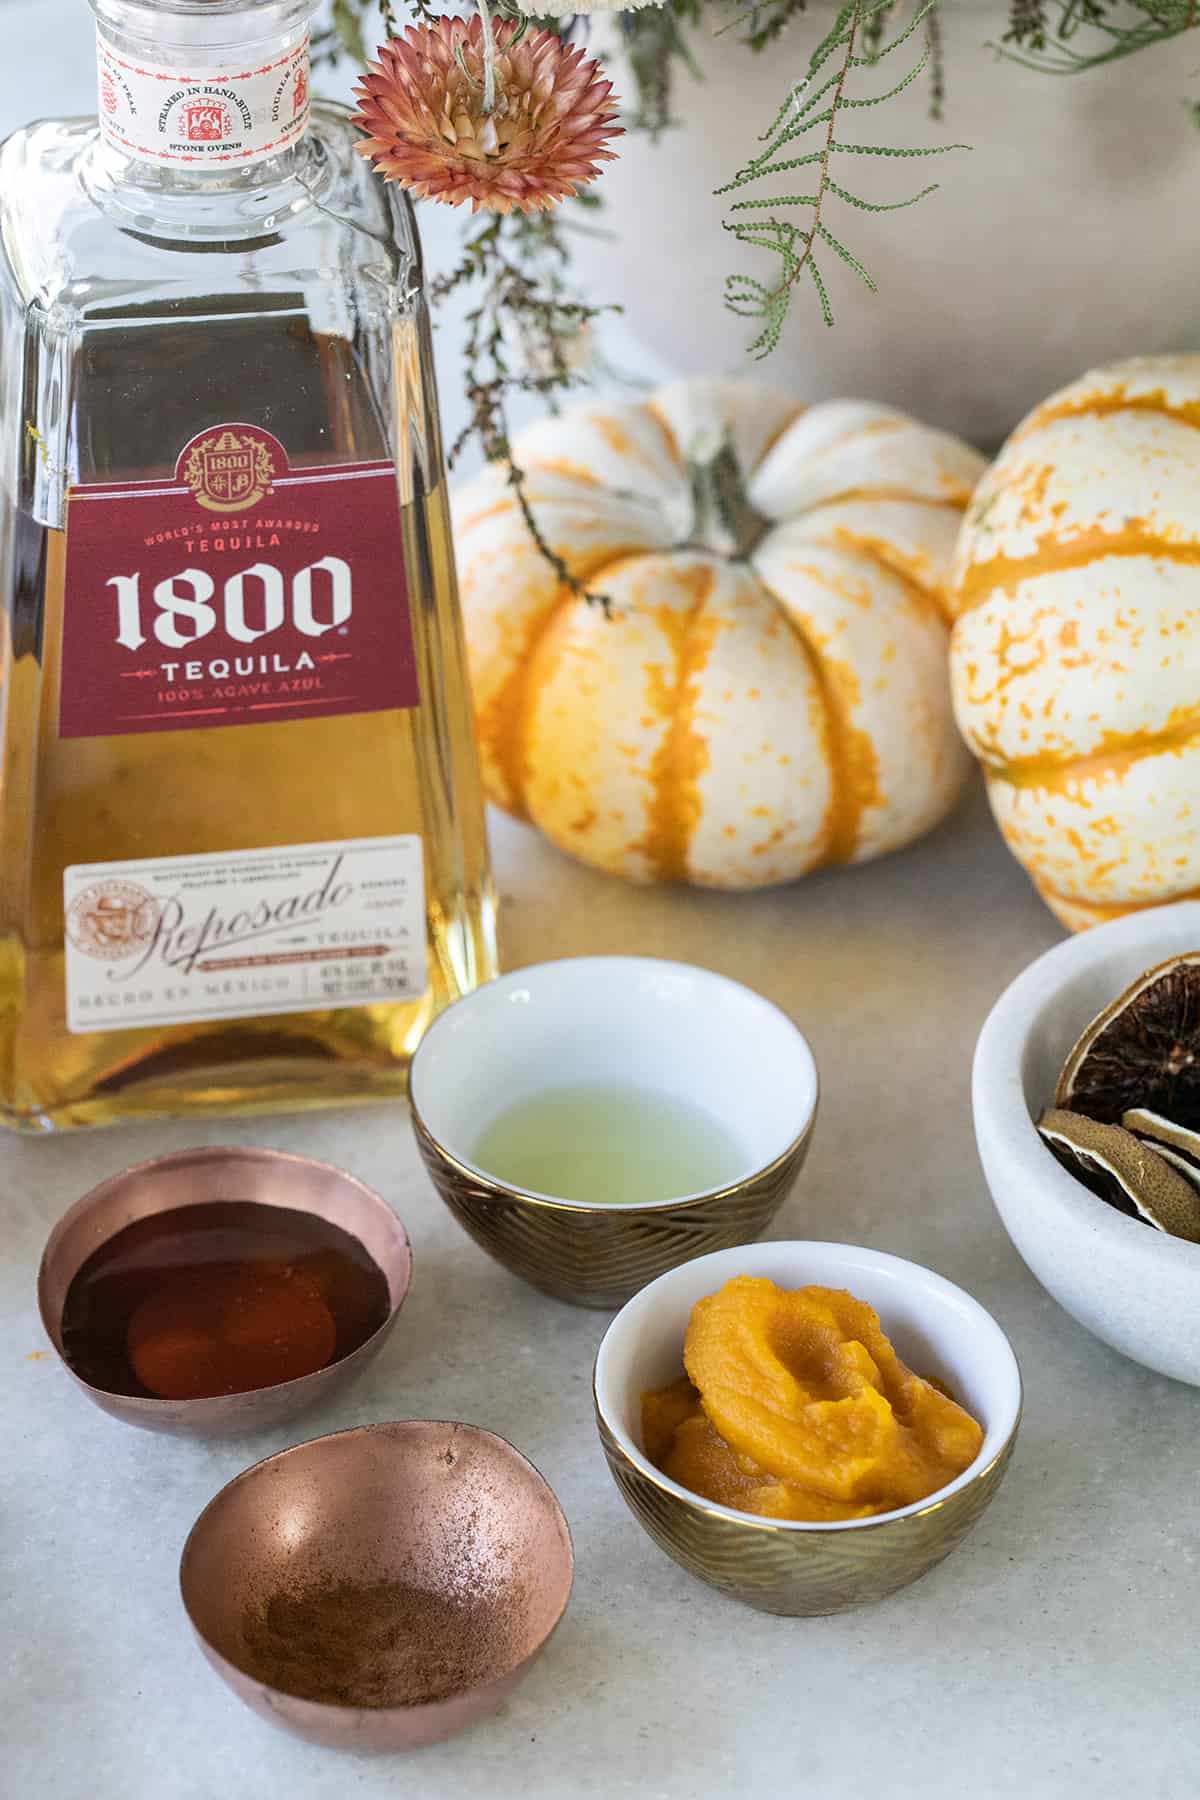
<box><xmin>96</xmin><ymin>28</ymin><xmax>310</xmax><ymax>167</ymax></box>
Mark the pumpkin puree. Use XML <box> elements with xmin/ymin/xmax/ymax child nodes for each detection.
<box><xmin>642</xmin><ymin>1277</ymin><xmax>984</xmax><ymax>1522</ymax></box>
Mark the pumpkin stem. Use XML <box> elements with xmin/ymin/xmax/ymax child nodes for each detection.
<box><xmin>684</xmin><ymin>436</ymin><xmax>769</xmax><ymax>561</ymax></box>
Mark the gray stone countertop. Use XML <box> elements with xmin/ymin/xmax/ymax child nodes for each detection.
<box><xmin>4</xmin><ymin>9</ymin><xmax>1200</xmax><ymax>1798</ymax></box>
<box><xmin>7</xmin><ymin>788</ymin><xmax>1200</xmax><ymax>1800</ymax></box>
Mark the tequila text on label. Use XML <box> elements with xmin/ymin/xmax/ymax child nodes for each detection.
<box><xmin>160</xmin><ymin>652</ymin><xmax>317</xmax><ymax>681</ymax></box>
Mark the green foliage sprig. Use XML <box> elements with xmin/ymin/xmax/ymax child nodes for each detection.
<box><xmin>318</xmin><ymin>0</ymin><xmax>1200</xmax><ymax>371</ymax></box>
<box><xmin>718</xmin><ymin>0</ymin><xmax>963</xmax><ymax>355</ymax></box>
<box><xmin>619</xmin><ymin>0</ymin><xmax>706</xmax><ymax>135</ymax></box>
<box><xmin>316</xmin><ymin>0</ymin><xmax>1200</xmax><ymax>602</ymax></box>
<box><xmin>733</xmin><ymin>0</ymin><xmax>813</xmax><ymax>54</ymax></box>
<box><xmin>1000</xmin><ymin>0</ymin><xmax>1200</xmax><ymax>71</ymax></box>
<box><xmin>315</xmin><ymin>0</ymin><xmax>398</xmax><ymax>63</ymax></box>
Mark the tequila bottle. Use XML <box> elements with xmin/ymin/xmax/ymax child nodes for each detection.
<box><xmin>0</xmin><ymin>0</ymin><xmax>497</xmax><ymax>1129</ymax></box>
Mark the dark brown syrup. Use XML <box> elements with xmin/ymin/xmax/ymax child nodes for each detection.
<box><xmin>60</xmin><ymin>1201</ymin><xmax>391</xmax><ymax>1400</ymax></box>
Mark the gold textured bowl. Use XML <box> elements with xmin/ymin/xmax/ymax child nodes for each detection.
<box><xmin>410</xmin><ymin>957</ymin><xmax>818</xmax><ymax>1308</ymax></box>
<box><xmin>594</xmin><ymin>1241</ymin><xmax>1022</xmax><ymax>1616</ymax></box>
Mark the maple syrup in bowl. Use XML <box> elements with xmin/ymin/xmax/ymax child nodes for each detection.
<box><xmin>38</xmin><ymin>1147</ymin><xmax>412</xmax><ymax>1436</ymax></box>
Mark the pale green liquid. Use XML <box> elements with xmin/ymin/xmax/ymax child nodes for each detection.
<box><xmin>470</xmin><ymin>1081</ymin><xmax>749</xmax><ymax>1206</ymax></box>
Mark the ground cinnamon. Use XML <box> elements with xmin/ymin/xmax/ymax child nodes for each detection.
<box><xmin>238</xmin><ymin>1576</ymin><xmax>518</xmax><ymax>1708</ymax></box>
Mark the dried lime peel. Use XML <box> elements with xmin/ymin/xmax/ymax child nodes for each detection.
<box><xmin>1122</xmin><ymin>1108</ymin><xmax>1200</xmax><ymax>1184</ymax></box>
<box><xmin>1037</xmin><ymin>1109</ymin><xmax>1200</xmax><ymax>1245</ymax></box>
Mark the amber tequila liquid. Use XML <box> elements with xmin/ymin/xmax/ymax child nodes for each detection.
<box><xmin>0</xmin><ymin>0</ymin><xmax>497</xmax><ymax>1129</ymax></box>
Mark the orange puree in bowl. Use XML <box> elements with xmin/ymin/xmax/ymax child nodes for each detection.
<box><xmin>642</xmin><ymin>1277</ymin><xmax>984</xmax><ymax>1522</ymax></box>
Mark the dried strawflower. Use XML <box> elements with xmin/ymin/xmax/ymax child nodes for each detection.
<box><xmin>352</xmin><ymin>15</ymin><xmax>622</xmax><ymax>216</ymax></box>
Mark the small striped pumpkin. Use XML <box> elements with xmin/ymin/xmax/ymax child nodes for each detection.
<box><xmin>950</xmin><ymin>356</ymin><xmax>1200</xmax><ymax>931</ymax></box>
<box><xmin>452</xmin><ymin>379</ymin><xmax>983</xmax><ymax>888</ymax></box>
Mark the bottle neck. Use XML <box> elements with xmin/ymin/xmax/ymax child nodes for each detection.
<box><xmin>90</xmin><ymin>0</ymin><xmax>316</xmax><ymax>195</ymax></box>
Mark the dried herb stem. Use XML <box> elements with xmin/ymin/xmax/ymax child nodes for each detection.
<box><xmin>763</xmin><ymin>0</ymin><xmax>859</xmax><ymax>316</ymax></box>
<box><xmin>433</xmin><ymin>211</ymin><xmax>615</xmax><ymax>608</ymax></box>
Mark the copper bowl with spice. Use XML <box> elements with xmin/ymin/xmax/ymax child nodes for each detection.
<box><xmin>37</xmin><ymin>1147</ymin><xmax>412</xmax><ymax>1437</ymax></box>
<box><xmin>180</xmin><ymin>1421</ymin><xmax>575</xmax><ymax>1751</ymax></box>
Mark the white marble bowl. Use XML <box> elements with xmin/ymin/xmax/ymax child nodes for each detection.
<box><xmin>973</xmin><ymin>902</ymin><xmax>1200</xmax><ymax>1384</ymax></box>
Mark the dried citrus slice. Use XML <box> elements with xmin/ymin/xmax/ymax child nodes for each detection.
<box><xmin>1122</xmin><ymin>1108</ymin><xmax>1200</xmax><ymax>1184</ymax></box>
<box><xmin>1055</xmin><ymin>952</ymin><xmax>1200</xmax><ymax>1128</ymax></box>
<box><xmin>1038</xmin><ymin>1109</ymin><xmax>1200</xmax><ymax>1242</ymax></box>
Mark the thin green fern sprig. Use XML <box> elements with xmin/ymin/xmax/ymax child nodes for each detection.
<box><xmin>730</xmin><ymin>0</ymin><xmax>812</xmax><ymax>54</ymax></box>
<box><xmin>999</xmin><ymin>0</ymin><xmax>1200</xmax><ymax>71</ymax></box>
<box><xmin>718</xmin><ymin>0</ymin><xmax>962</xmax><ymax>357</ymax></box>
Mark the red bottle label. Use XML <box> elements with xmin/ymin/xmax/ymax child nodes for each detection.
<box><xmin>59</xmin><ymin>425</ymin><xmax>419</xmax><ymax>739</ymax></box>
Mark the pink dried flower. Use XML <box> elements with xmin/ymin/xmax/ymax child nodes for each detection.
<box><xmin>352</xmin><ymin>15</ymin><xmax>622</xmax><ymax>216</ymax></box>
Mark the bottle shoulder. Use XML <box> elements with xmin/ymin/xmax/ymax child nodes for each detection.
<box><xmin>0</xmin><ymin>104</ymin><xmax>421</xmax><ymax>318</ymax></box>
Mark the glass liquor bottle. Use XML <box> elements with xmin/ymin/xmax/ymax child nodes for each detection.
<box><xmin>0</xmin><ymin>0</ymin><xmax>498</xmax><ymax>1130</ymax></box>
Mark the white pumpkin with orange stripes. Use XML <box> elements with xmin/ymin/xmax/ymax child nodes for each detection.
<box><xmin>950</xmin><ymin>356</ymin><xmax>1200</xmax><ymax>931</ymax></box>
<box><xmin>452</xmin><ymin>379</ymin><xmax>983</xmax><ymax>888</ymax></box>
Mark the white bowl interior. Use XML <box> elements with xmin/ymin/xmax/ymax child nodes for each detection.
<box><xmin>410</xmin><ymin>957</ymin><xmax>818</xmax><ymax>1200</ymax></box>
<box><xmin>594</xmin><ymin>1240</ymin><xmax>1022</xmax><ymax>1531</ymax></box>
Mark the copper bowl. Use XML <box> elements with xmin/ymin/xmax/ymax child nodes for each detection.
<box><xmin>37</xmin><ymin>1146</ymin><xmax>412</xmax><ymax>1437</ymax></box>
<box><xmin>180</xmin><ymin>1421</ymin><xmax>575</xmax><ymax>1751</ymax></box>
